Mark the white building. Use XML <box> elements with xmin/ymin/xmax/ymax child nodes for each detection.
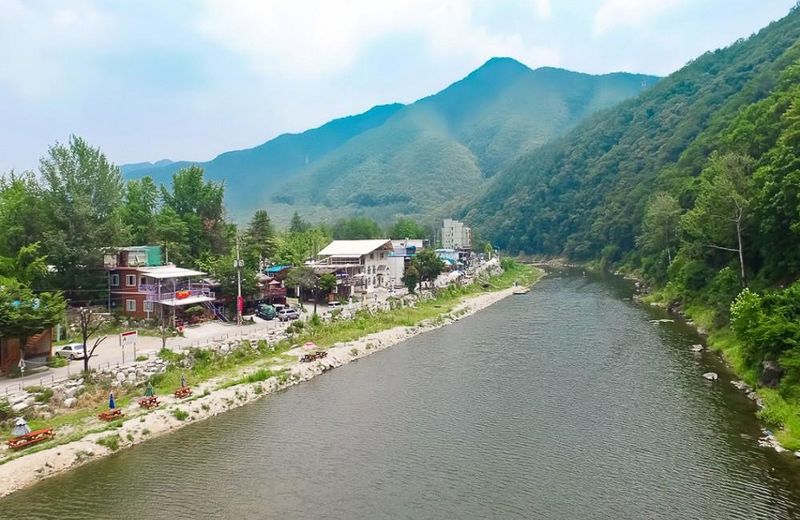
<box><xmin>315</xmin><ymin>239</ymin><xmax>403</xmax><ymax>291</ymax></box>
<box><xmin>441</xmin><ymin>219</ymin><xmax>472</xmax><ymax>250</ymax></box>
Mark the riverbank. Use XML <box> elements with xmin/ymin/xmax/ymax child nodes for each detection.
<box><xmin>0</xmin><ymin>263</ymin><xmax>542</xmax><ymax>498</ymax></box>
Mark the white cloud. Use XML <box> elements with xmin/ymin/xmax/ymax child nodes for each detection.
<box><xmin>593</xmin><ymin>0</ymin><xmax>685</xmax><ymax>36</ymax></box>
<box><xmin>195</xmin><ymin>0</ymin><xmax>559</xmax><ymax>77</ymax></box>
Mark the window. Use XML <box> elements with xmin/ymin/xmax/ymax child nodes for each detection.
<box><xmin>143</xmin><ymin>301</ymin><xmax>153</xmax><ymax>313</ymax></box>
<box><xmin>110</xmin><ymin>274</ymin><xmax>119</xmax><ymax>287</ymax></box>
<box><xmin>380</xmin><ymin>252</ymin><xmax>384</xmax><ymax>259</ymax></box>
<box><xmin>370</xmin><ymin>253</ymin><xmax>374</xmax><ymax>260</ymax></box>
<box><xmin>126</xmin><ymin>299</ymin><xmax>137</xmax><ymax>312</ymax></box>
<box><xmin>126</xmin><ymin>274</ymin><xmax>137</xmax><ymax>287</ymax></box>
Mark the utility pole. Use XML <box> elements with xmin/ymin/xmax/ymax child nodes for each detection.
<box><xmin>235</xmin><ymin>234</ymin><xmax>243</xmax><ymax>326</ymax></box>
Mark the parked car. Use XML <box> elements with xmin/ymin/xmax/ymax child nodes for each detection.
<box><xmin>327</xmin><ymin>301</ymin><xmax>341</xmax><ymax>309</ymax></box>
<box><xmin>277</xmin><ymin>308</ymin><xmax>300</xmax><ymax>322</ymax></box>
<box><xmin>255</xmin><ymin>303</ymin><xmax>277</xmax><ymax>320</ymax></box>
<box><xmin>55</xmin><ymin>343</ymin><xmax>85</xmax><ymax>360</ymax></box>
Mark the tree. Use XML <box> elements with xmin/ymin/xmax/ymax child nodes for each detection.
<box><xmin>245</xmin><ymin>210</ymin><xmax>277</xmax><ymax>270</ymax></box>
<box><xmin>77</xmin><ymin>306</ymin><xmax>109</xmax><ymax>374</ymax></box>
<box><xmin>683</xmin><ymin>152</ymin><xmax>755</xmax><ymax>282</ymax></box>
<box><xmin>388</xmin><ymin>218</ymin><xmax>428</xmax><ymax>239</ymax></box>
<box><xmin>402</xmin><ymin>264</ymin><xmax>419</xmax><ymax>293</ymax></box>
<box><xmin>273</xmin><ymin>227</ymin><xmax>330</xmax><ymax>266</ymax></box>
<box><xmin>289</xmin><ymin>211</ymin><xmax>310</xmax><ymax>233</ymax></box>
<box><xmin>285</xmin><ymin>265</ymin><xmax>318</xmax><ymax>311</ymax></box>
<box><xmin>161</xmin><ymin>166</ymin><xmax>228</xmax><ymax>259</ymax></box>
<box><xmin>412</xmin><ymin>249</ymin><xmax>444</xmax><ymax>288</ymax></box>
<box><xmin>332</xmin><ymin>217</ymin><xmax>383</xmax><ymax>240</ymax></box>
<box><xmin>318</xmin><ymin>273</ymin><xmax>337</xmax><ymax>294</ymax></box>
<box><xmin>195</xmin><ymin>253</ymin><xmax>259</xmax><ymax>310</ymax></box>
<box><xmin>153</xmin><ymin>206</ymin><xmax>189</xmax><ymax>264</ymax></box>
<box><xmin>0</xmin><ymin>172</ymin><xmax>45</xmax><ymax>257</ymax></box>
<box><xmin>637</xmin><ymin>193</ymin><xmax>682</xmax><ymax>265</ymax></box>
<box><xmin>39</xmin><ymin>136</ymin><xmax>126</xmax><ymax>295</ymax></box>
<box><xmin>0</xmin><ymin>281</ymin><xmax>66</xmax><ymax>362</ymax></box>
<box><xmin>0</xmin><ymin>243</ymin><xmax>49</xmax><ymax>287</ymax></box>
<box><xmin>122</xmin><ymin>176</ymin><xmax>158</xmax><ymax>245</ymax></box>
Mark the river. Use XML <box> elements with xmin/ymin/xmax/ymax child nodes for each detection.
<box><xmin>4</xmin><ymin>270</ymin><xmax>800</xmax><ymax>519</ymax></box>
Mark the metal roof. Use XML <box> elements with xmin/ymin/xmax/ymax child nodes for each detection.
<box><xmin>317</xmin><ymin>240</ymin><xmax>392</xmax><ymax>257</ymax></box>
<box><xmin>138</xmin><ymin>265</ymin><xmax>206</xmax><ymax>279</ymax></box>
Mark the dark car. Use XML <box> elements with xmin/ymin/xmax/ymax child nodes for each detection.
<box><xmin>277</xmin><ymin>308</ymin><xmax>300</xmax><ymax>322</ymax></box>
<box><xmin>256</xmin><ymin>303</ymin><xmax>277</xmax><ymax>320</ymax></box>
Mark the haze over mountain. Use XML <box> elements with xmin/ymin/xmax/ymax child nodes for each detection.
<box><xmin>126</xmin><ymin>58</ymin><xmax>656</xmax><ymax>223</ymax></box>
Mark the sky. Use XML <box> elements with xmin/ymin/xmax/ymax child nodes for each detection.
<box><xmin>0</xmin><ymin>0</ymin><xmax>796</xmax><ymax>173</ymax></box>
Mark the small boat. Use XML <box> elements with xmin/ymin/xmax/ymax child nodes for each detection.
<box><xmin>512</xmin><ymin>285</ymin><xmax>530</xmax><ymax>295</ymax></box>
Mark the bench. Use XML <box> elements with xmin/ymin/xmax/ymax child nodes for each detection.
<box><xmin>98</xmin><ymin>409</ymin><xmax>124</xmax><ymax>421</ymax></box>
<box><xmin>7</xmin><ymin>428</ymin><xmax>55</xmax><ymax>450</ymax></box>
<box><xmin>173</xmin><ymin>387</ymin><xmax>192</xmax><ymax>399</ymax></box>
<box><xmin>138</xmin><ymin>396</ymin><xmax>160</xmax><ymax>409</ymax></box>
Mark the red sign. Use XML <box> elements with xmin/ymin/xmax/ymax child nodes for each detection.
<box><xmin>237</xmin><ymin>296</ymin><xmax>244</xmax><ymax>313</ymax></box>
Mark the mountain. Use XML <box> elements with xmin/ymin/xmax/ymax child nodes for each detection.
<box><xmin>466</xmin><ymin>8</ymin><xmax>800</xmax><ymax>264</ymax></box>
<box><xmin>277</xmin><ymin>59</ymin><xmax>656</xmax><ymax>223</ymax></box>
<box><xmin>125</xmin><ymin>59</ymin><xmax>655</xmax><ymax>223</ymax></box>
<box><xmin>120</xmin><ymin>159</ymin><xmax>175</xmax><ymax>175</ymax></box>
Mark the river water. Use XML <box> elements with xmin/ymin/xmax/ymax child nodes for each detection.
<box><xmin>4</xmin><ymin>271</ymin><xmax>800</xmax><ymax>519</ymax></box>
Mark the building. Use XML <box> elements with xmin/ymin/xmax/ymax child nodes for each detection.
<box><xmin>441</xmin><ymin>219</ymin><xmax>472</xmax><ymax>250</ymax></box>
<box><xmin>312</xmin><ymin>239</ymin><xmax>400</xmax><ymax>294</ymax></box>
<box><xmin>104</xmin><ymin>246</ymin><xmax>216</xmax><ymax>322</ymax></box>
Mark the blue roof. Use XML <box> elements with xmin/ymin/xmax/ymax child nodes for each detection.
<box><xmin>266</xmin><ymin>265</ymin><xmax>290</xmax><ymax>274</ymax></box>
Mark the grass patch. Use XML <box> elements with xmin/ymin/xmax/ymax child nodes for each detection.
<box><xmin>96</xmin><ymin>434</ymin><xmax>120</xmax><ymax>451</ymax></box>
<box><xmin>172</xmin><ymin>409</ymin><xmax>189</xmax><ymax>421</ymax></box>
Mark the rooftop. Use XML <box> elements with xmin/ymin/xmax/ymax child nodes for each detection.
<box><xmin>138</xmin><ymin>265</ymin><xmax>206</xmax><ymax>280</ymax></box>
<box><xmin>318</xmin><ymin>240</ymin><xmax>393</xmax><ymax>257</ymax></box>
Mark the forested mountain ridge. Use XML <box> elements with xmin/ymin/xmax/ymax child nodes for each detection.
<box><xmin>127</xmin><ymin>59</ymin><xmax>655</xmax><ymax>223</ymax></box>
<box><xmin>466</xmin><ymin>6</ymin><xmax>800</xmax><ymax>267</ymax></box>
<box><xmin>277</xmin><ymin>58</ymin><xmax>655</xmax><ymax>222</ymax></box>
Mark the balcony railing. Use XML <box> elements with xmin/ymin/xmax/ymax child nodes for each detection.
<box><xmin>141</xmin><ymin>286</ymin><xmax>214</xmax><ymax>302</ymax></box>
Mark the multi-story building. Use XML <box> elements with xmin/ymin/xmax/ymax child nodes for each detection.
<box><xmin>441</xmin><ymin>219</ymin><xmax>472</xmax><ymax>250</ymax></box>
<box><xmin>104</xmin><ymin>246</ymin><xmax>215</xmax><ymax>321</ymax></box>
<box><xmin>312</xmin><ymin>239</ymin><xmax>401</xmax><ymax>293</ymax></box>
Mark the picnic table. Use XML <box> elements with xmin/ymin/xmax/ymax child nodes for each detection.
<box><xmin>98</xmin><ymin>409</ymin><xmax>124</xmax><ymax>421</ymax></box>
<box><xmin>7</xmin><ymin>428</ymin><xmax>55</xmax><ymax>450</ymax></box>
<box><xmin>138</xmin><ymin>396</ymin><xmax>159</xmax><ymax>409</ymax></box>
<box><xmin>174</xmin><ymin>387</ymin><xmax>192</xmax><ymax>399</ymax></box>
<box><xmin>300</xmin><ymin>351</ymin><xmax>328</xmax><ymax>363</ymax></box>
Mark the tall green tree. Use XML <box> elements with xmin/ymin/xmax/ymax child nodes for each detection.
<box><xmin>402</xmin><ymin>264</ymin><xmax>419</xmax><ymax>293</ymax></box>
<box><xmin>289</xmin><ymin>211</ymin><xmax>310</xmax><ymax>233</ymax></box>
<box><xmin>0</xmin><ymin>172</ymin><xmax>45</xmax><ymax>257</ymax></box>
<box><xmin>682</xmin><ymin>152</ymin><xmax>755</xmax><ymax>282</ymax></box>
<box><xmin>245</xmin><ymin>209</ymin><xmax>277</xmax><ymax>269</ymax></box>
<box><xmin>161</xmin><ymin>166</ymin><xmax>228</xmax><ymax>259</ymax></box>
<box><xmin>332</xmin><ymin>216</ymin><xmax>383</xmax><ymax>240</ymax></box>
<box><xmin>122</xmin><ymin>176</ymin><xmax>158</xmax><ymax>245</ymax></box>
<box><xmin>388</xmin><ymin>218</ymin><xmax>428</xmax><ymax>239</ymax></box>
<box><xmin>39</xmin><ymin>136</ymin><xmax>126</xmax><ymax>295</ymax></box>
<box><xmin>637</xmin><ymin>193</ymin><xmax>682</xmax><ymax>279</ymax></box>
<box><xmin>153</xmin><ymin>206</ymin><xmax>189</xmax><ymax>264</ymax></box>
<box><xmin>412</xmin><ymin>249</ymin><xmax>444</xmax><ymax>287</ymax></box>
<box><xmin>0</xmin><ymin>243</ymin><xmax>49</xmax><ymax>287</ymax></box>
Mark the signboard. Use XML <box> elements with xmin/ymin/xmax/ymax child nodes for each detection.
<box><xmin>120</xmin><ymin>330</ymin><xmax>138</xmax><ymax>347</ymax></box>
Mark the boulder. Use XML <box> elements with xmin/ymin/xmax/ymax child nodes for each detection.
<box><xmin>63</xmin><ymin>397</ymin><xmax>77</xmax><ymax>408</ymax></box>
<box><xmin>702</xmin><ymin>372</ymin><xmax>719</xmax><ymax>381</ymax></box>
<box><xmin>65</xmin><ymin>385</ymin><xmax>84</xmax><ymax>398</ymax></box>
<box><xmin>115</xmin><ymin>372</ymin><xmax>127</xmax><ymax>383</ymax></box>
<box><xmin>690</xmin><ymin>344</ymin><xmax>705</xmax><ymax>353</ymax></box>
<box><xmin>11</xmin><ymin>401</ymin><xmax>29</xmax><ymax>413</ymax></box>
<box><xmin>759</xmin><ymin>360</ymin><xmax>784</xmax><ymax>388</ymax></box>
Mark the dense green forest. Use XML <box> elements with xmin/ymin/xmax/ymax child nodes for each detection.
<box><xmin>467</xmin><ymin>6</ymin><xmax>800</xmax><ymax>447</ymax></box>
<box><xmin>130</xmin><ymin>58</ymin><xmax>654</xmax><ymax>224</ymax></box>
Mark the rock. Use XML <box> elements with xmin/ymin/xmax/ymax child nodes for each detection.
<box><xmin>731</xmin><ymin>380</ymin><xmax>751</xmax><ymax>392</ymax></box>
<box><xmin>11</xmin><ymin>401</ymin><xmax>29</xmax><ymax>413</ymax></box>
<box><xmin>759</xmin><ymin>360</ymin><xmax>784</xmax><ymax>388</ymax></box>
<box><xmin>63</xmin><ymin>397</ymin><xmax>77</xmax><ymax>408</ymax></box>
<box><xmin>702</xmin><ymin>372</ymin><xmax>719</xmax><ymax>381</ymax></box>
<box><xmin>116</xmin><ymin>372</ymin><xmax>127</xmax><ymax>383</ymax></box>
<box><xmin>747</xmin><ymin>391</ymin><xmax>759</xmax><ymax>401</ymax></box>
<box><xmin>690</xmin><ymin>344</ymin><xmax>705</xmax><ymax>353</ymax></box>
<box><xmin>65</xmin><ymin>385</ymin><xmax>84</xmax><ymax>398</ymax></box>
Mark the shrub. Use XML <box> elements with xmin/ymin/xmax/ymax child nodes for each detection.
<box><xmin>172</xmin><ymin>409</ymin><xmax>189</xmax><ymax>421</ymax></box>
<box><xmin>34</xmin><ymin>388</ymin><xmax>54</xmax><ymax>404</ymax></box>
<box><xmin>0</xmin><ymin>398</ymin><xmax>11</xmax><ymax>421</ymax></box>
<box><xmin>97</xmin><ymin>434</ymin><xmax>120</xmax><ymax>451</ymax></box>
<box><xmin>309</xmin><ymin>313</ymin><xmax>322</xmax><ymax>327</ymax></box>
<box><xmin>48</xmin><ymin>357</ymin><xmax>68</xmax><ymax>368</ymax></box>
<box><xmin>135</xmin><ymin>355</ymin><xmax>148</xmax><ymax>362</ymax></box>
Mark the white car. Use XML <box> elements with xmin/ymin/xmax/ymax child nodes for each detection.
<box><xmin>55</xmin><ymin>343</ymin><xmax>86</xmax><ymax>360</ymax></box>
<box><xmin>327</xmin><ymin>301</ymin><xmax>341</xmax><ymax>309</ymax></box>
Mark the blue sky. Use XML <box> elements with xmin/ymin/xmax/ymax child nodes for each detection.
<box><xmin>0</xmin><ymin>0</ymin><xmax>796</xmax><ymax>173</ymax></box>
